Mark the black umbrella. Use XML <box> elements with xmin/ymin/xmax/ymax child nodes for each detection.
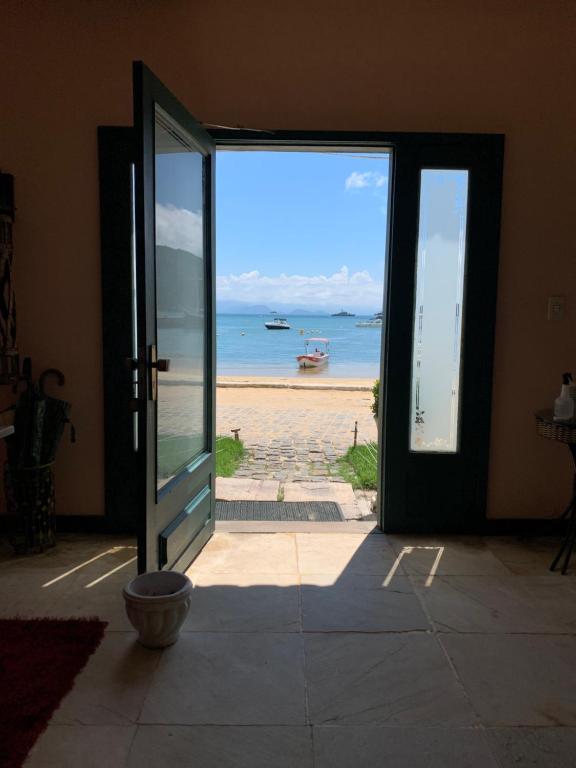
<box><xmin>8</xmin><ymin>367</ymin><xmax>73</xmax><ymax>469</ymax></box>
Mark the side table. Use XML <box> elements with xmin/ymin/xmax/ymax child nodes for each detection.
<box><xmin>535</xmin><ymin>409</ymin><xmax>576</xmax><ymax>574</ymax></box>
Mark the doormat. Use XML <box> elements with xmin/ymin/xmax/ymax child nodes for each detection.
<box><xmin>216</xmin><ymin>500</ymin><xmax>345</xmax><ymax>522</ymax></box>
<box><xmin>0</xmin><ymin>617</ymin><xmax>107</xmax><ymax>768</ymax></box>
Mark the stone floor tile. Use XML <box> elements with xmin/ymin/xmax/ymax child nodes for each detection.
<box><xmin>188</xmin><ymin>533</ymin><xmax>298</xmax><ymax>575</ymax></box>
<box><xmin>215</xmin><ymin>478</ymin><xmax>280</xmax><ymax>501</ymax></box>
<box><xmin>25</xmin><ymin>725</ymin><xmax>136</xmax><ymax>767</ymax></box>
<box><xmin>413</xmin><ymin>575</ymin><xmax>572</xmax><ymax>634</ymax></box>
<box><xmin>518</xmin><ymin>579</ymin><xmax>576</xmax><ymax>632</ymax></box>
<box><xmin>314</xmin><ymin>726</ymin><xmax>497</xmax><ymax>768</ymax></box>
<box><xmin>486</xmin><ymin>727</ymin><xmax>576</xmax><ymax>767</ymax></box>
<box><xmin>0</xmin><ymin>536</ymin><xmax>138</xmax><ymax>631</ymax></box>
<box><xmin>301</xmin><ymin>573</ymin><xmax>431</xmax><ymax>632</ymax></box>
<box><xmin>440</xmin><ymin>634</ymin><xmax>576</xmax><ymax>726</ymax></box>
<box><xmin>305</xmin><ymin>633</ymin><xmax>476</xmax><ymax>726</ymax></box>
<box><xmin>139</xmin><ymin>633</ymin><xmax>307</xmax><ymax>725</ymax></box>
<box><xmin>296</xmin><ymin>532</ymin><xmax>396</xmax><ymax>575</ymax></box>
<box><xmin>0</xmin><ymin>553</ymin><xmax>137</xmax><ymax>631</ymax></box>
<box><xmin>484</xmin><ymin>536</ymin><xmax>562</xmax><ymax>577</ymax></box>
<box><xmin>127</xmin><ymin>725</ymin><xmax>313</xmax><ymax>768</ymax></box>
<box><xmin>0</xmin><ymin>534</ymin><xmax>135</xmax><ymax>573</ymax></box>
<box><xmin>185</xmin><ymin>573</ymin><xmax>300</xmax><ymax>633</ymax></box>
<box><xmin>284</xmin><ymin>481</ymin><xmax>356</xmax><ymax>504</ymax></box>
<box><xmin>51</xmin><ymin>633</ymin><xmax>161</xmax><ymax>726</ymax></box>
<box><xmin>389</xmin><ymin>536</ymin><xmax>511</xmax><ymax>576</ymax></box>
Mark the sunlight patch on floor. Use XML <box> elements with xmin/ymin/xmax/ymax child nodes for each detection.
<box><xmin>41</xmin><ymin>546</ymin><xmax>137</xmax><ymax>589</ymax></box>
<box><xmin>382</xmin><ymin>545</ymin><xmax>444</xmax><ymax>587</ymax></box>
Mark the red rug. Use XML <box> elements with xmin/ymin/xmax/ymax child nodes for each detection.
<box><xmin>0</xmin><ymin>618</ymin><xmax>107</xmax><ymax>768</ymax></box>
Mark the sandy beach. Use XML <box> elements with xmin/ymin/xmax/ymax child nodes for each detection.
<box><xmin>217</xmin><ymin>376</ymin><xmax>375</xmax><ymax>416</ymax></box>
<box><xmin>157</xmin><ymin>375</ymin><xmax>376</xmax><ymax>438</ymax></box>
<box><xmin>216</xmin><ymin>376</ymin><xmax>377</xmax><ymax>447</ymax></box>
<box><xmin>217</xmin><ymin>375</ymin><xmax>374</xmax><ymax>391</ymax></box>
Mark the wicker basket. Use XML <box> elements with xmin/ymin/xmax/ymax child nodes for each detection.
<box><xmin>535</xmin><ymin>411</ymin><xmax>576</xmax><ymax>445</ymax></box>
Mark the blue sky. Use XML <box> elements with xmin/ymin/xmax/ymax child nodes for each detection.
<box><xmin>155</xmin><ymin>147</ymin><xmax>390</xmax><ymax>313</ymax></box>
<box><xmin>215</xmin><ymin>151</ymin><xmax>390</xmax><ymax>312</ymax></box>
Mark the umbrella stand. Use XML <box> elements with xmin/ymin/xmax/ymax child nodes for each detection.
<box><xmin>5</xmin><ymin>463</ymin><xmax>56</xmax><ymax>553</ymax></box>
<box><xmin>5</xmin><ymin>366</ymin><xmax>73</xmax><ymax>554</ymax></box>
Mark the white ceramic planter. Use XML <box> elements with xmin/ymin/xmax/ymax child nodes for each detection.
<box><xmin>123</xmin><ymin>570</ymin><xmax>192</xmax><ymax>648</ymax></box>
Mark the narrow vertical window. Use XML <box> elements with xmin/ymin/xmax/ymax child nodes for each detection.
<box><xmin>410</xmin><ymin>169</ymin><xmax>469</xmax><ymax>452</ymax></box>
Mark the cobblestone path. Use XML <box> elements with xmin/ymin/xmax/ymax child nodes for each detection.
<box><xmin>216</xmin><ymin>397</ymin><xmax>377</xmax><ymax>483</ymax></box>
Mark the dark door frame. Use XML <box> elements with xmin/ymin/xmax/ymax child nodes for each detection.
<box><xmin>99</xmin><ymin>126</ymin><xmax>138</xmax><ymax>534</ymax></box>
<box><xmin>100</xmin><ymin>128</ymin><xmax>504</xmax><ymax>537</ymax></box>
<box><xmin>208</xmin><ymin>130</ymin><xmax>504</xmax><ymax>535</ymax></box>
<box><xmin>381</xmin><ymin>137</ymin><xmax>504</xmax><ymax>533</ymax></box>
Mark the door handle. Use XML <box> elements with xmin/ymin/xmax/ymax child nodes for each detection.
<box><xmin>126</xmin><ymin>355</ymin><xmax>170</xmax><ymax>373</ymax></box>
<box><xmin>127</xmin><ymin>348</ymin><xmax>170</xmax><ymax>403</ymax></box>
<box><xmin>151</xmin><ymin>358</ymin><xmax>171</xmax><ymax>372</ymax></box>
<box><xmin>148</xmin><ymin>345</ymin><xmax>171</xmax><ymax>401</ymax></box>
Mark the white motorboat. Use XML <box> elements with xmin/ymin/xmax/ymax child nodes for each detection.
<box><xmin>265</xmin><ymin>317</ymin><xmax>291</xmax><ymax>330</ymax></box>
<box><xmin>356</xmin><ymin>312</ymin><xmax>382</xmax><ymax>328</ymax></box>
<box><xmin>296</xmin><ymin>338</ymin><xmax>329</xmax><ymax>368</ymax></box>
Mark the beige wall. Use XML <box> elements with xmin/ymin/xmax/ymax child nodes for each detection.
<box><xmin>2</xmin><ymin>0</ymin><xmax>575</xmax><ymax>519</ymax></box>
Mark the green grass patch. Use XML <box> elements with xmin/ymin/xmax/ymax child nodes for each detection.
<box><xmin>157</xmin><ymin>434</ymin><xmax>245</xmax><ymax>480</ymax></box>
<box><xmin>216</xmin><ymin>435</ymin><xmax>245</xmax><ymax>477</ymax></box>
<box><xmin>337</xmin><ymin>442</ymin><xmax>378</xmax><ymax>490</ymax></box>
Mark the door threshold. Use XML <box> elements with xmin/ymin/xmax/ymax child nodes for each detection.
<box><xmin>215</xmin><ymin>520</ymin><xmax>380</xmax><ymax>534</ymax></box>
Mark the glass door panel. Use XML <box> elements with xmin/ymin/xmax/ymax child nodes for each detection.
<box><xmin>155</xmin><ymin>106</ymin><xmax>206</xmax><ymax>489</ymax></box>
<box><xmin>133</xmin><ymin>61</ymin><xmax>215</xmax><ymax>573</ymax></box>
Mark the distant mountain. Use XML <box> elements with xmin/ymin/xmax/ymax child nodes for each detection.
<box><xmin>157</xmin><ymin>245</ymin><xmax>203</xmax><ymax>314</ymax></box>
<box><xmin>217</xmin><ymin>300</ymin><xmax>330</xmax><ymax>316</ymax></box>
<box><xmin>217</xmin><ymin>301</ymin><xmax>273</xmax><ymax>315</ymax></box>
<box><xmin>216</xmin><ymin>299</ymin><xmax>380</xmax><ymax>316</ymax></box>
<box><xmin>288</xmin><ymin>308</ymin><xmax>329</xmax><ymax>316</ymax></box>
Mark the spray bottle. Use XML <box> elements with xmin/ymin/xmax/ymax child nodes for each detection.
<box><xmin>554</xmin><ymin>373</ymin><xmax>575</xmax><ymax>421</ymax></box>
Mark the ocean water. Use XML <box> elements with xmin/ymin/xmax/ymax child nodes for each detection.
<box><xmin>216</xmin><ymin>314</ymin><xmax>382</xmax><ymax>378</ymax></box>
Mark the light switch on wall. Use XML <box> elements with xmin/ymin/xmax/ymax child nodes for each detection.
<box><xmin>547</xmin><ymin>295</ymin><xmax>565</xmax><ymax>320</ymax></box>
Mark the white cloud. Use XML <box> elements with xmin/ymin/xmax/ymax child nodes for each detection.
<box><xmin>156</xmin><ymin>203</ymin><xmax>203</xmax><ymax>255</ymax></box>
<box><xmin>217</xmin><ymin>266</ymin><xmax>383</xmax><ymax>309</ymax></box>
<box><xmin>345</xmin><ymin>171</ymin><xmax>387</xmax><ymax>190</ymax></box>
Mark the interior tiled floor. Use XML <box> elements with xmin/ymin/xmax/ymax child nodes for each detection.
<box><xmin>2</xmin><ymin>532</ymin><xmax>576</xmax><ymax>766</ymax></box>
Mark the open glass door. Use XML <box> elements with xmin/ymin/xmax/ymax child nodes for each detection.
<box><xmin>133</xmin><ymin>62</ymin><xmax>215</xmax><ymax>572</ymax></box>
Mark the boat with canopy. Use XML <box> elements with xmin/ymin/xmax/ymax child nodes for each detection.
<box><xmin>296</xmin><ymin>338</ymin><xmax>330</xmax><ymax>368</ymax></box>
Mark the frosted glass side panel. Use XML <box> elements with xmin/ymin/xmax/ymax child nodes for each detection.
<box><xmin>410</xmin><ymin>169</ymin><xmax>469</xmax><ymax>453</ymax></box>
